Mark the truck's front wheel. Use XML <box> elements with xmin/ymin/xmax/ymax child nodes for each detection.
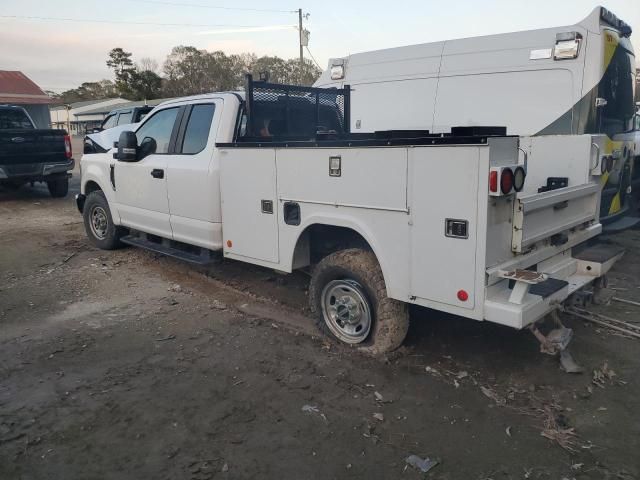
<box><xmin>309</xmin><ymin>248</ymin><xmax>409</xmax><ymax>355</ymax></box>
<box><xmin>47</xmin><ymin>177</ymin><xmax>69</xmax><ymax>198</ymax></box>
<box><xmin>82</xmin><ymin>191</ymin><xmax>126</xmax><ymax>250</ymax></box>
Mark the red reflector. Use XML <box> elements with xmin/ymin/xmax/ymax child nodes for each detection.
<box><xmin>500</xmin><ymin>167</ymin><xmax>514</xmax><ymax>194</ymax></box>
<box><xmin>226</xmin><ymin>240</ymin><xmax>233</xmax><ymax>248</ymax></box>
<box><xmin>64</xmin><ymin>134</ymin><xmax>72</xmax><ymax>159</ymax></box>
<box><xmin>457</xmin><ymin>289</ymin><xmax>469</xmax><ymax>301</ymax></box>
<box><xmin>489</xmin><ymin>170</ymin><xmax>498</xmax><ymax>192</ymax></box>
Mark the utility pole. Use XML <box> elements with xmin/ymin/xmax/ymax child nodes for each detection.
<box><xmin>298</xmin><ymin>8</ymin><xmax>304</xmax><ymax>67</ymax></box>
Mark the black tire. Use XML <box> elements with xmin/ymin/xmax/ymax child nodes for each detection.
<box><xmin>47</xmin><ymin>177</ymin><xmax>69</xmax><ymax>198</ymax></box>
<box><xmin>82</xmin><ymin>190</ymin><xmax>126</xmax><ymax>250</ymax></box>
<box><xmin>309</xmin><ymin>248</ymin><xmax>409</xmax><ymax>355</ymax></box>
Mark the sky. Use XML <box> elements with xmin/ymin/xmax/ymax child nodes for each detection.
<box><xmin>0</xmin><ymin>0</ymin><xmax>638</xmax><ymax>92</ymax></box>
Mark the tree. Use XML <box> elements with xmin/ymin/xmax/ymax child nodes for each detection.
<box><xmin>137</xmin><ymin>57</ymin><xmax>159</xmax><ymax>74</ymax></box>
<box><xmin>129</xmin><ymin>70</ymin><xmax>163</xmax><ymax>100</ymax></box>
<box><xmin>106</xmin><ymin>48</ymin><xmax>134</xmax><ymax>76</ymax></box>
<box><xmin>163</xmin><ymin>46</ymin><xmax>211</xmax><ymax>96</ymax></box>
<box><xmin>106</xmin><ymin>48</ymin><xmax>137</xmax><ymax>98</ymax></box>
<box><xmin>54</xmin><ymin>80</ymin><xmax>117</xmax><ymax>104</ymax></box>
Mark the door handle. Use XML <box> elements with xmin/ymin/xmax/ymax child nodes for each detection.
<box><xmin>151</xmin><ymin>169</ymin><xmax>164</xmax><ymax>179</ymax></box>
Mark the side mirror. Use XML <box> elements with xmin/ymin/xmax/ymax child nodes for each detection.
<box><xmin>138</xmin><ymin>137</ymin><xmax>157</xmax><ymax>160</ymax></box>
<box><xmin>116</xmin><ymin>131</ymin><xmax>138</xmax><ymax>162</ymax></box>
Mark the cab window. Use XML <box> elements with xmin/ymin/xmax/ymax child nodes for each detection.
<box><xmin>102</xmin><ymin>114</ymin><xmax>117</xmax><ymax>130</ymax></box>
<box><xmin>117</xmin><ymin>111</ymin><xmax>133</xmax><ymax>125</ymax></box>
<box><xmin>180</xmin><ymin>104</ymin><xmax>216</xmax><ymax>154</ymax></box>
<box><xmin>135</xmin><ymin>107</ymin><xmax>179</xmax><ymax>154</ymax></box>
<box><xmin>0</xmin><ymin>108</ymin><xmax>33</xmax><ymax>129</ymax></box>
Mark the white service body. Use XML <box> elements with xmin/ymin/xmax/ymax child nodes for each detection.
<box><xmin>80</xmin><ymin>93</ymin><xmax>619</xmax><ymax>331</ymax></box>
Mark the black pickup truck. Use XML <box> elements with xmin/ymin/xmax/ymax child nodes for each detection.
<box><xmin>0</xmin><ymin>105</ymin><xmax>74</xmax><ymax>197</ymax></box>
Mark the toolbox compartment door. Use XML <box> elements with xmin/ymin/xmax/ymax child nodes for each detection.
<box><xmin>409</xmin><ymin>146</ymin><xmax>486</xmax><ymax>311</ymax></box>
<box><xmin>512</xmin><ymin>183</ymin><xmax>600</xmax><ymax>253</ymax></box>
<box><xmin>219</xmin><ymin>148</ymin><xmax>280</xmax><ymax>264</ymax></box>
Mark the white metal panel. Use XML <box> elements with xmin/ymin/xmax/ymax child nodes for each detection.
<box><xmin>519</xmin><ymin>135</ymin><xmax>595</xmax><ymax>196</ymax></box>
<box><xmin>219</xmin><ymin>149</ymin><xmax>279</xmax><ymax>263</ymax></box>
<box><xmin>276</xmin><ymin>147</ymin><xmax>407</xmax><ymax>211</ymax></box>
<box><xmin>114</xmin><ymin>154</ymin><xmax>172</xmax><ymax>237</ymax></box>
<box><xmin>167</xmin><ymin>99</ymin><xmax>223</xmax><ymax>248</ymax></box>
<box><xmin>432</xmin><ymin>69</ymin><xmax>575</xmax><ymax>134</ymax></box>
<box><xmin>409</xmin><ymin>146</ymin><xmax>484</xmax><ymax>310</ymax></box>
<box><xmin>350</xmin><ymin>79</ymin><xmax>438</xmax><ymax>132</ymax></box>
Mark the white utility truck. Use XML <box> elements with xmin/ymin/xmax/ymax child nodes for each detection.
<box><xmin>315</xmin><ymin>6</ymin><xmax>637</xmax><ymax>225</ymax></box>
<box><xmin>77</xmin><ymin>77</ymin><xmax>621</xmax><ymax>356</ymax></box>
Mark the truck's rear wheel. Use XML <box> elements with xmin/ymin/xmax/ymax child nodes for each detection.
<box><xmin>83</xmin><ymin>190</ymin><xmax>126</xmax><ymax>250</ymax></box>
<box><xmin>47</xmin><ymin>177</ymin><xmax>69</xmax><ymax>198</ymax></box>
<box><xmin>309</xmin><ymin>248</ymin><xmax>409</xmax><ymax>355</ymax></box>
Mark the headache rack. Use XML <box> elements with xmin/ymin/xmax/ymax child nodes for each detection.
<box><xmin>240</xmin><ymin>74</ymin><xmax>351</xmax><ymax>141</ymax></box>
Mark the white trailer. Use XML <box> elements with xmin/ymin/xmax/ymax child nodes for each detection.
<box><xmin>315</xmin><ymin>6</ymin><xmax>637</xmax><ymax>224</ymax></box>
<box><xmin>77</xmin><ymin>79</ymin><xmax>621</xmax><ymax>356</ymax></box>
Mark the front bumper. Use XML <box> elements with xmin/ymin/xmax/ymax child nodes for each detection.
<box><xmin>76</xmin><ymin>193</ymin><xmax>86</xmax><ymax>214</ymax></box>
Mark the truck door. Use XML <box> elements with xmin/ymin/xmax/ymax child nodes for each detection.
<box><xmin>113</xmin><ymin>106</ymin><xmax>180</xmax><ymax>238</ymax></box>
<box><xmin>165</xmin><ymin>100</ymin><xmax>222</xmax><ymax>249</ymax></box>
<box><xmin>219</xmin><ymin>148</ymin><xmax>279</xmax><ymax>264</ymax></box>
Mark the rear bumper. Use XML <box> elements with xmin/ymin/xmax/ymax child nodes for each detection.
<box><xmin>483</xmin><ymin>244</ymin><xmax>624</xmax><ymax>329</ymax></box>
<box><xmin>0</xmin><ymin>159</ymin><xmax>74</xmax><ymax>181</ymax></box>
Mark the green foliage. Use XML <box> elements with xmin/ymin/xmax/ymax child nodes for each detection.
<box><xmin>59</xmin><ymin>46</ymin><xmax>323</xmax><ymax>103</ymax></box>
<box><xmin>51</xmin><ymin>80</ymin><xmax>117</xmax><ymax>104</ymax></box>
<box><xmin>162</xmin><ymin>46</ymin><xmax>321</xmax><ymax>96</ymax></box>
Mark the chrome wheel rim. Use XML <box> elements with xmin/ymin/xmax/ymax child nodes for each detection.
<box><xmin>90</xmin><ymin>206</ymin><xmax>108</xmax><ymax>240</ymax></box>
<box><xmin>321</xmin><ymin>279</ymin><xmax>372</xmax><ymax>344</ymax></box>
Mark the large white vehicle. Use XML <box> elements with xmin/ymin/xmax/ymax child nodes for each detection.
<box><xmin>76</xmin><ymin>78</ymin><xmax>621</xmax><ymax>356</ymax></box>
<box><xmin>315</xmin><ymin>6</ymin><xmax>637</xmax><ymax>224</ymax></box>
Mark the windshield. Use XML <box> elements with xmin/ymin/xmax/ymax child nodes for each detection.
<box><xmin>0</xmin><ymin>108</ymin><xmax>33</xmax><ymax>129</ymax></box>
<box><xmin>598</xmin><ymin>41</ymin><xmax>636</xmax><ymax>136</ymax></box>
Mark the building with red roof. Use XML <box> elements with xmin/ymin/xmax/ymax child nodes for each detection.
<box><xmin>0</xmin><ymin>71</ymin><xmax>54</xmax><ymax>128</ymax></box>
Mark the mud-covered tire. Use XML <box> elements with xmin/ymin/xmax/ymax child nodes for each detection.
<box><xmin>47</xmin><ymin>177</ymin><xmax>69</xmax><ymax>198</ymax></box>
<box><xmin>82</xmin><ymin>190</ymin><xmax>126</xmax><ymax>250</ymax></box>
<box><xmin>309</xmin><ymin>248</ymin><xmax>409</xmax><ymax>355</ymax></box>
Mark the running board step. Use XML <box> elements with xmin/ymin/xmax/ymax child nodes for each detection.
<box><xmin>121</xmin><ymin>234</ymin><xmax>219</xmax><ymax>265</ymax></box>
<box><xmin>529</xmin><ymin>278</ymin><xmax>568</xmax><ymax>299</ymax></box>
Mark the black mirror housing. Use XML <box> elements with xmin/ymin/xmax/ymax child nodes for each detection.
<box><xmin>117</xmin><ymin>131</ymin><xmax>138</xmax><ymax>162</ymax></box>
<box><xmin>138</xmin><ymin>137</ymin><xmax>157</xmax><ymax>160</ymax></box>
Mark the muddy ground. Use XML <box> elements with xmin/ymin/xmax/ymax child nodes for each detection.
<box><xmin>1</xmin><ymin>142</ymin><xmax>639</xmax><ymax>479</ymax></box>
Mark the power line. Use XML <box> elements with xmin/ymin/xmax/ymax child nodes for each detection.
<box><xmin>0</xmin><ymin>14</ymin><xmax>291</xmax><ymax>29</ymax></box>
<box><xmin>305</xmin><ymin>46</ymin><xmax>322</xmax><ymax>70</ymax></box>
<box><xmin>128</xmin><ymin>0</ymin><xmax>296</xmax><ymax>14</ymax></box>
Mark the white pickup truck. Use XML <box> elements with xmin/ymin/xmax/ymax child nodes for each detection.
<box><xmin>76</xmin><ymin>78</ymin><xmax>622</xmax><ymax>355</ymax></box>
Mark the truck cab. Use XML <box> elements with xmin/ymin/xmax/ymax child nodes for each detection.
<box><xmin>79</xmin><ymin>93</ymin><xmax>241</xmax><ymax>249</ymax></box>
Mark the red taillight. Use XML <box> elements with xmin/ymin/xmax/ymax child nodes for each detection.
<box><xmin>457</xmin><ymin>290</ymin><xmax>469</xmax><ymax>302</ymax></box>
<box><xmin>64</xmin><ymin>134</ymin><xmax>72</xmax><ymax>159</ymax></box>
<box><xmin>500</xmin><ymin>167</ymin><xmax>514</xmax><ymax>194</ymax></box>
<box><xmin>489</xmin><ymin>170</ymin><xmax>498</xmax><ymax>193</ymax></box>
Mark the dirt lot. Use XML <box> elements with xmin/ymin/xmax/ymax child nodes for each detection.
<box><xmin>1</xmin><ymin>142</ymin><xmax>639</xmax><ymax>479</ymax></box>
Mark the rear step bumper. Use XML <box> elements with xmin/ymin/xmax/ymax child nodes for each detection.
<box><xmin>483</xmin><ymin>244</ymin><xmax>624</xmax><ymax>329</ymax></box>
